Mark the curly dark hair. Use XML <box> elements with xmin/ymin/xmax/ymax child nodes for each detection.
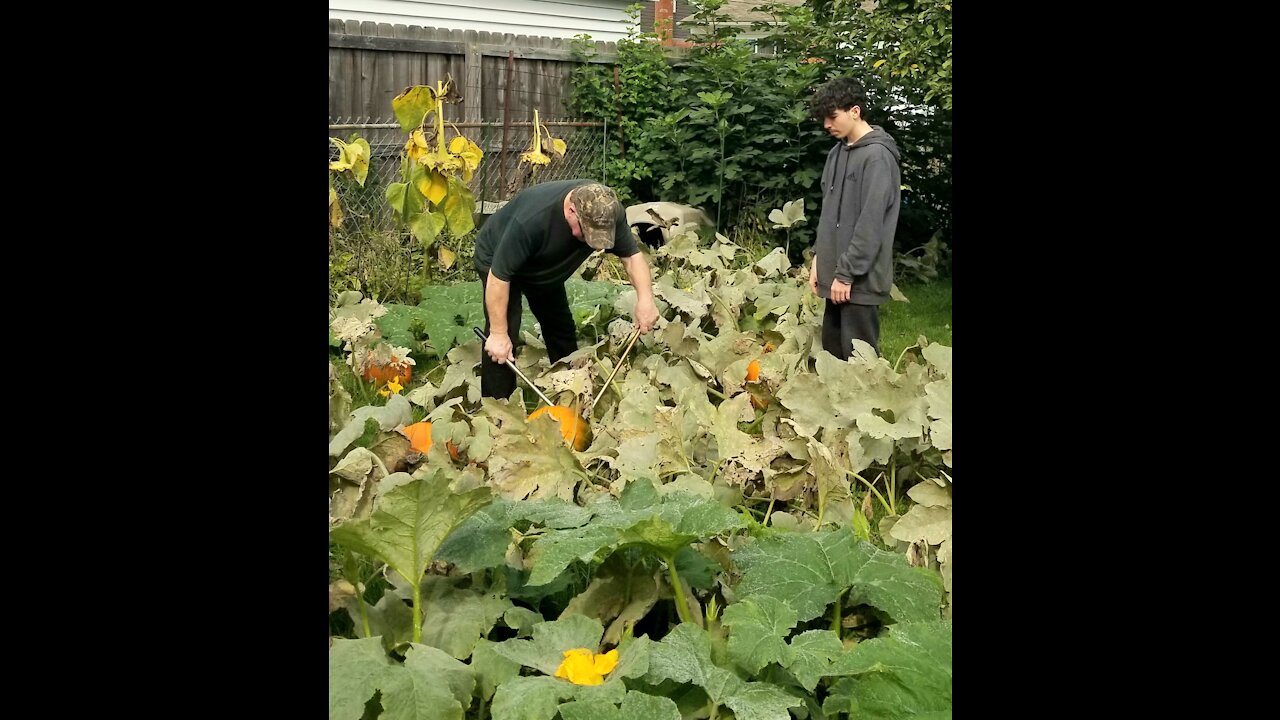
<box><xmin>809</xmin><ymin>77</ymin><xmax>869</xmax><ymax>121</ymax></box>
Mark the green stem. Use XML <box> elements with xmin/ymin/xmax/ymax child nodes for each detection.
<box><xmin>832</xmin><ymin>590</ymin><xmax>843</xmax><ymax>640</ymax></box>
<box><xmin>846</xmin><ymin>469</ymin><xmax>893</xmax><ymax>515</ymax></box>
<box><xmin>762</xmin><ymin>492</ymin><xmax>777</xmax><ymax>526</ymax></box>
<box><xmin>436</xmin><ymin>82</ymin><xmax>448</xmax><ymax>155</ymax></box>
<box><xmin>412</xmin><ymin>576</ymin><xmax>423</xmax><ymax>644</ymax></box>
<box><xmin>665</xmin><ymin>553</ymin><xmax>698</xmax><ymax>627</ymax></box>
<box><xmin>708</xmin><ymin>458</ymin><xmax>727</xmax><ymax>485</ymax></box>
<box><xmin>889</xmin><ymin>459</ymin><xmax>898</xmax><ymax>515</ymax></box>
<box><xmin>356</xmin><ymin>582</ymin><xmax>373</xmax><ymax>638</ymax></box>
<box><xmin>676</xmin><ymin>437</ymin><xmax>694</xmax><ymax>475</ymax></box>
<box><xmin>893</xmin><ymin>343</ymin><xmax>920</xmax><ymax>373</ymax></box>
<box><xmin>707</xmin><ymin>386</ymin><xmax>727</xmax><ymax>400</ymax></box>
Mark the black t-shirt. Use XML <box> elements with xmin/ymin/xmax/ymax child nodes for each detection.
<box><xmin>474</xmin><ymin>179</ymin><xmax>640</xmax><ymax>285</ymax></box>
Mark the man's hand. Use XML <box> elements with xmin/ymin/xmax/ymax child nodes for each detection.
<box><xmin>485</xmin><ymin>332</ymin><xmax>514</xmax><ymax>364</ymax></box>
<box><xmin>635</xmin><ymin>296</ymin><xmax>659</xmax><ymax>333</ymax></box>
<box><xmin>809</xmin><ymin>257</ymin><xmax>819</xmax><ymax>295</ymax></box>
<box><xmin>621</xmin><ymin>253</ymin><xmax>659</xmax><ymax>334</ymax></box>
<box><xmin>830</xmin><ymin>278</ymin><xmax>851</xmax><ymax>304</ymax></box>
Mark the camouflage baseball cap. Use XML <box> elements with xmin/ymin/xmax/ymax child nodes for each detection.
<box><xmin>571</xmin><ymin>183</ymin><xmax>621</xmax><ymax>250</ymax></box>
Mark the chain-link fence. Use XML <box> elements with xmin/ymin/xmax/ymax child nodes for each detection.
<box><xmin>329</xmin><ymin>118</ymin><xmax>608</xmax><ymax>237</ymax></box>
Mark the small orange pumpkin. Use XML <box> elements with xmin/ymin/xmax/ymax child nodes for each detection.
<box><xmin>745</xmin><ymin>342</ymin><xmax>775</xmax><ymax>383</ymax></box>
<box><xmin>401</xmin><ymin>421</ymin><xmax>460</xmax><ymax>461</ymax></box>
<box><xmin>362</xmin><ymin>356</ymin><xmax>414</xmax><ymax>385</ymax></box>
<box><xmin>527</xmin><ymin>405</ymin><xmax>592</xmax><ymax>452</ymax></box>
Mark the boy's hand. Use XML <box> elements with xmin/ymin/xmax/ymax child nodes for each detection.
<box><xmin>830</xmin><ymin>279</ymin><xmax>851</xmax><ymax>303</ymax></box>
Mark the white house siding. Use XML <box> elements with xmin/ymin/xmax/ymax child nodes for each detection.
<box><xmin>329</xmin><ymin>0</ymin><xmax>634</xmax><ymax>42</ymax></box>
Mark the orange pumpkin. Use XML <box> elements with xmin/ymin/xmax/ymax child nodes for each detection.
<box><xmin>401</xmin><ymin>421</ymin><xmax>460</xmax><ymax>461</ymax></box>
<box><xmin>527</xmin><ymin>405</ymin><xmax>592</xmax><ymax>452</ymax></box>
<box><xmin>746</xmin><ymin>342</ymin><xmax>775</xmax><ymax>383</ymax></box>
<box><xmin>746</xmin><ymin>342</ymin><xmax>775</xmax><ymax>405</ymax></box>
<box><xmin>362</xmin><ymin>356</ymin><xmax>413</xmax><ymax>385</ymax></box>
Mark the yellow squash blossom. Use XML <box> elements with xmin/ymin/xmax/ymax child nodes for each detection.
<box><xmin>553</xmin><ymin>648</ymin><xmax>619</xmax><ymax>686</ymax></box>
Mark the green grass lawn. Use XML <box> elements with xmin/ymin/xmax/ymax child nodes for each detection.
<box><xmin>880</xmin><ymin>277</ymin><xmax>952</xmax><ymax>365</ymax></box>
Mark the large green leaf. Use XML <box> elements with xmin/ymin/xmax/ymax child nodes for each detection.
<box><xmin>418</xmin><ymin>576</ymin><xmax>512</xmax><ymax>659</ymax></box>
<box><xmin>653</xmin><ymin>273</ymin><xmax>711</xmax><ymax>322</ymax></box>
<box><xmin>380</xmin><ymin>644</ymin><xmax>473</xmax><ymax>720</ymax></box>
<box><xmin>823</xmin><ymin>621</ymin><xmax>952</xmax><ymax>720</ymax></box>
<box><xmin>735</xmin><ymin>527</ymin><xmax>942</xmax><ymax>623</ymax></box>
<box><xmin>329</xmin><ymin>470</ymin><xmax>492</xmax><ymax>602</ymax></box>
<box><xmin>376</xmin><ymin>304</ymin><xmax>432</xmax><ymax>353</ymax></box>
<box><xmin>329</xmin><ymin>638</ymin><xmax>471</xmax><ymax>720</ymax></box>
<box><xmin>599</xmin><ymin>373</ymin><xmax>665</xmax><ymax>479</ymax></box>
<box><xmin>645</xmin><ymin>623</ymin><xmax>800</xmax><ymax>720</ymax></box>
<box><xmin>721</xmin><ymin>596</ymin><xmax>797</xmax><ymax>674</ymax></box>
<box><xmin>523</xmin><ymin>517</ymin><xmax>619</xmax><ymax>588</ymax></box>
<box><xmin>558</xmin><ymin>691</ymin><xmax>681</xmax><ymax>720</ymax></box>
<box><xmin>330</xmin><ymin>394</ymin><xmax>414</xmax><ymax>457</ymax></box>
<box><xmin>750</xmin><ymin>281</ymin><xmax>807</xmax><ymax>321</ymax></box>
<box><xmin>562</xmin><ymin>553</ymin><xmax>662</xmax><ymax>645</ymax></box>
<box><xmin>709</xmin><ymin>392</ymin><xmax>755</xmax><ymax>463</ymax></box>
<box><xmin>329</xmin><ymin>636</ymin><xmax>394</xmax><ymax>720</ymax></box>
<box><xmin>410</xmin><ymin>208</ymin><xmax>447</xmax><ymax>247</ymax></box>
<box><xmin>355</xmin><ymin>591</ymin><xmax>413</xmax><ymax>652</ymax></box>
<box><xmin>925</xmin><ymin>377</ymin><xmax>952</xmax><ymax>452</ymax></box>
<box><xmin>437</xmin><ymin>341</ymin><xmax>484</xmax><ymax>405</ymax></box>
<box><xmin>471</xmin><ymin>639</ymin><xmax>522</xmax><ymax>701</ymax></box>
<box><xmin>487</xmin><ymin>413</ymin><xmax>585</xmax><ymax>502</ymax></box>
<box><xmin>392</xmin><ymin>85</ymin><xmax>439</xmax><ymax>131</ymax></box>
<box><xmin>413</xmin><ymin>284</ymin><xmax>529</xmax><ymax>356</ymax></box>
<box><xmin>564</xmin><ymin>277</ymin><xmax>623</xmax><ymax>327</ymax></box>
<box><xmin>387</xmin><ymin>174</ymin><xmax>425</xmax><ymax>218</ymax></box>
<box><xmin>783</xmin><ymin>630</ymin><xmax>844</xmax><ymax>692</ymax></box>
<box><xmin>404</xmin><ymin>643</ymin><xmax>474</xmax><ymax>706</ymax></box>
<box><xmin>503</xmin><ymin>606</ymin><xmax>544</xmax><ymax>635</ymax></box>
<box><xmin>489</xmin><ymin>624</ymin><xmax>651</xmax><ymax>720</ymax></box>
<box><xmin>524</xmin><ymin>482</ymin><xmax>745</xmax><ymax>587</ymax></box>
<box><xmin>443</xmin><ymin>178</ymin><xmax>476</xmax><ymax>236</ymax></box>
<box><xmin>437</xmin><ymin>498</ymin><xmax>596</xmax><ymax>574</ymax></box>
<box><xmin>490</xmin><ymin>676</ymin><xmax>569</xmax><ymax>720</ymax></box>
<box><xmin>435</xmin><ymin>500</ymin><xmax>518</xmax><ymax>573</ymax></box>
<box><xmin>491</xmin><ymin>614</ymin><xmax>604</xmax><ymax>676</ymax></box>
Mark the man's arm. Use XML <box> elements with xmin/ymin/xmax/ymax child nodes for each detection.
<box><xmin>620</xmin><ymin>252</ymin><xmax>659</xmax><ymax>333</ymax></box>
<box><xmin>483</xmin><ymin>218</ymin><xmax>537</xmax><ymax>363</ymax></box>
<box><xmin>483</xmin><ymin>272</ymin><xmax>516</xmax><ymax>363</ymax></box>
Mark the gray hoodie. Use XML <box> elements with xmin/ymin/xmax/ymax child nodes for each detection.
<box><xmin>813</xmin><ymin>127</ymin><xmax>901</xmax><ymax>305</ymax></box>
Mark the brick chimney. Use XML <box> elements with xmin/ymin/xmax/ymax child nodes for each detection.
<box><xmin>656</xmin><ymin>0</ymin><xmax>675</xmax><ymax>45</ymax></box>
